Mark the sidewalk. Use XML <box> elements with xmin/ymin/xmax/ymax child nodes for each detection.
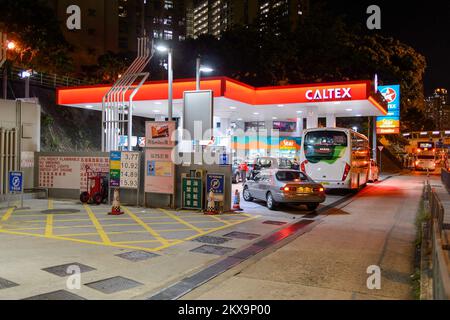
<box><xmin>183</xmin><ymin>174</ymin><xmax>426</xmax><ymax>300</ymax></box>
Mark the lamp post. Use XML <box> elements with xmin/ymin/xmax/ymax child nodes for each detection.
<box><xmin>156</xmin><ymin>45</ymin><xmax>173</xmax><ymax>121</ymax></box>
<box><xmin>195</xmin><ymin>56</ymin><xmax>213</xmax><ymax>90</ymax></box>
<box><xmin>1</xmin><ymin>37</ymin><xmax>17</xmax><ymax>99</ymax></box>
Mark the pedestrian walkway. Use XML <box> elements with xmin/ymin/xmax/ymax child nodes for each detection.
<box><xmin>183</xmin><ymin>174</ymin><xmax>426</xmax><ymax>300</ymax></box>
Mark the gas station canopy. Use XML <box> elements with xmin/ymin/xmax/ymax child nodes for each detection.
<box><xmin>57</xmin><ymin>77</ymin><xmax>387</xmax><ymax>121</ymax></box>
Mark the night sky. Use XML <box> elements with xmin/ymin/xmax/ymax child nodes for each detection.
<box><xmin>323</xmin><ymin>0</ymin><xmax>450</xmax><ymax>95</ymax></box>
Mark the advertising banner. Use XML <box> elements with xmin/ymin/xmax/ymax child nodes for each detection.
<box><xmin>376</xmin><ymin>85</ymin><xmax>400</xmax><ymax>134</ymax></box>
<box><xmin>144</xmin><ymin>148</ymin><xmax>174</xmax><ymax>194</ymax></box>
<box><xmin>145</xmin><ymin>121</ymin><xmax>176</xmax><ymax>148</ymax></box>
<box><xmin>39</xmin><ymin>156</ymin><xmax>109</xmax><ymax>191</ymax></box>
<box><xmin>109</xmin><ymin>151</ymin><xmax>121</xmax><ymax>187</ymax></box>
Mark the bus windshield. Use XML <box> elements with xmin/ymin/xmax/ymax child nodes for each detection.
<box><xmin>303</xmin><ymin>131</ymin><xmax>348</xmax><ymax>163</ymax></box>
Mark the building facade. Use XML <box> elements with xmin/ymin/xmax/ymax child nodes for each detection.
<box><xmin>187</xmin><ymin>0</ymin><xmax>308</xmax><ymax>39</ymax></box>
<box><xmin>425</xmin><ymin>88</ymin><xmax>450</xmax><ymax>131</ymax></box>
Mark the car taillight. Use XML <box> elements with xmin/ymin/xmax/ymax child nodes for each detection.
<box><xmin>280</xmin><ymin>186</ymin><xmax>296</xmax><ymax>192</ymax></box>
<box><xmin>342</xmin><ymin>163</ymin><xmax>351</xmax><ymax>181</ymax></box>
<box><xmin>300</xmin><ymin>160</ymin><xmax>308</xmax><ymax>172</ymax></box>
<box><xmin>313</xmin><ymin>187</ymin><xmax>325</xmax><ymax>193</ymax></box>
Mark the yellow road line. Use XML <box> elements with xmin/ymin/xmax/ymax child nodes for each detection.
<box><xmin>48</xmin><ymin>199</ymin><xmax>53</xmax><ymax>210</ymax></box>
<box><xmin>158</xmin><ymin>208</ymin><xmax>204</xmax><ymax>234</ymax></box>
<box><xmin>58</xmin><ymin>227</ymin><xmax>218</xmax><ymax>237</ymax></box>
<box><xmin>84</xmin><ymin>204</ymin><xmax>111</xmax><ymax>244</ymax></box>
<box><xmin>208</xmin><ymin>214</ymin><xmax>232</xmax><ymax>226</ymax></box>
<box><xmin>123</xmin><ymin>206</ymin><xmax>169</xmax><ymax>246</ymax></box>
<box><xmin>45</xmin><ymin>214</ymin><xmax>54</xmax><ymax>236</ymax></box>
<box><xmin>184</xmin><ymin>215</ymin><xmax>259</xmax><ymax>241</ymax></box>
<box><xmin>1</xmin><ymin>207</ymin><xmax>15</xmax><ymax>223</ymax></box>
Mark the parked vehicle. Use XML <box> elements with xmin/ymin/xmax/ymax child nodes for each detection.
<box><xmin>414</xmin><ymin>142</ymin><xmax>437</xmax><ymax>171</ymax></box>
<box><xmin>248</xmin><ymin>157</ymin><xmax>293</xmax><ymax>180</ymax></box>
<box><xmin>242</xmin><ymin>169</ymin><xmax>326</xmax><ymax>211</ymax></box>
<box><xmin>368</xmin><ymin>159</ymin><xmax>379</xmax><ymax>182</ymax></box>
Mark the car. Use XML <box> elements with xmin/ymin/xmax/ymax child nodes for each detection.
<box><xmin>242</xmin><ymin>169</ymin><xmax>326</xmax><ymax>211</ymax></box>
<box><xmin>248</xmin><ymin>157</ymin><xmax>294</xmax><ymax>180</ymax></box>
<box><xmin>368</xmin><ymin>159</ymin><xmax>379</xmax><ymax>182</ymax></box>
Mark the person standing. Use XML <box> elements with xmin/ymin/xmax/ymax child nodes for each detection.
<box><xmin>239</xmin><ymin>161</ymin><xmax>248</xmax><ymax>184</ymax></box>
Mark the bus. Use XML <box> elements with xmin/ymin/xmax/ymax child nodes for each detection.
<box><xmin>414</xmin><ymin>141</ymin><xmax>436</xmax><ymax>171</ymax></box>
<box><xmin>299</xmin><ymin>128</ymin><xmax>370</xmax><ymax>190</ymax></box>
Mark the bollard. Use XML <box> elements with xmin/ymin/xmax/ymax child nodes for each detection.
<box><xmin>232</xmin><ymin>189</ymin><xmax>242</xmax><ymax>212</ymax></box>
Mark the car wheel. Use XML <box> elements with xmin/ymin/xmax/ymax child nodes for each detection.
<box><xmin>243</xmin><ymin>187</ymin><xmax>253</xmax><ymax>202</ymax></box>
<box><xmin>306</xmin><ymin>203</ymin><xmax>319</xmax><ymax>211</ymax></box>
<box><xmin>266</xmin><ymin>192</ymin><xmax>277</xmax><ymax>211</ymax></box>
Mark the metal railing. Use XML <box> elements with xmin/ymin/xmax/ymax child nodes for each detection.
<box><xmin>424</xmin><ymin>181</ymin><xmax>450</xmax><ymax>299</ymax></box>
<box><xmin>0</xmin><ymin>65</ymin><xmax>94</xmax><ymax>89</ymax></box>
<box><xmin>442</xmin><ymin>168</ymin><xmax>450</xmax><ymax>190</ymax></box>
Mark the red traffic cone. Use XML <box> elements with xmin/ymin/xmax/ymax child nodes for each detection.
<box><xmin>232</xmin><ymin>189</ymin><xmax>242</xmax><ymax>212</ymax></box>
<box><xmin>109</xmin><ymin>188</ymin><xmax>124</xmax><ymax>215</ymax></box>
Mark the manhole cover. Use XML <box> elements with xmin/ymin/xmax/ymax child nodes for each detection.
<box><xmin>223</xmin><ymin>231</ymin><xmax>260</xmax><ymax>240</ymax></box>
<box><xmin>190</xmin><ymin>244</ymin><xmax>235</xmax><ymax>256</ymax></box>
<box><xmin>191</xmin><ymin>236</ymin><xmax>230</xmax><ymax>245</ymax></box>
<box><xmin>42</xmin><ymin>262</ymin><xmax>96</xmax><ymax>277</ymax></box>
<box><xmin>85</xmin><ymin>276</ymin><xmax>143</xmax><ymax>294</ymax></box>
<box><xmin>116</xmin><ymin>251</ymin><xmax>159</xmax><ymax>262</ymax></box>
<box><xmin>262</xmin><ymin>220</ymin><xmax>287</xmax><ymax>226</ymax></box>
<box><xmin>0</xmin><ymin>277</ymin><xmax>19</xmax><ymax>290</ymax></box>
<box><xmin>40</xmin><ymin>209</ymin><xmax>80</xmax><ymax>214</ymax></box>
<box><xmin>23</xmin><ymin>290</ymin><xmax>86</xmax><ymax>300</ymax></box>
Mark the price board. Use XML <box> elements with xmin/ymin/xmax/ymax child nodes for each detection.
<box><xmin>109</xmin><ymin>151</ymin><xmax>140</xmax><ymax>189</ymax></box>
<box><xmin>120</xmin><ymin>152</ymin><xmax>140</xmax><ymax>189</ymax></box>
<box><xmin>182</xmin><ymin>177</ymin><xmax>203</xmax><ymax>210</ymax></box>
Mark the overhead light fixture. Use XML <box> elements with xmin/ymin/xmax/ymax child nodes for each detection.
<box><xmin>229</xmin><ymin>106</ymin><xmax>236</xmax><ymax>110</ymax></box>
<box><xmin>156</xmin><ymin>45</ymin><xmax>168</xmax><ymax>52</ymax></box>
<box><xmin>154</xmin><ymin>101</ymin><xmax>162</xmax><ymax>105</ymax></box>
<box><xmin>85</xmin><ymin>105</ymin><xmax>94</xmax><ymax>109</ymax></box>
<box><xmin>6</xmin><ymin>41</ymin><xmax>16</xmax><ymax>50</ymax></box>
<box><xmin>199</xmin><ymin>66</ymin><xmax>214</xmax><ymax>73</ymax></box>
<box><xmin>154</xmin><ymin>110</ymin><xmax>161</xmax><ymax>113</ymax></box>
<box><xmin>356</xmin><ymin>114</ymin><xmax>362</xmax><ymax>117</ymax></box>
<box><xmin>272</xmin><ymin>117</ymin><xmax>277</xmax><ymax>120</ymax></box>
<box><xmin>296</xmin><ymin>111</ymin><xmax>302</xmax><ymax>113</ymax></box>
<box><xmin>277</xmin><ymin>104</ymin><xmax>284</xmax><ymax>107</ymax></box>
<box><xmin>345</xmin><ymin>108</ymin><xmax>352</xmax><ymax>112</ymax></box>
<box><xmin>237</xmin><ymin>118</ymin><xmax>243</xmax><ymax>121</ymax></box>
<box><xmin>253</xmin><ymin>112</ymin><xmax>259</xmax><ymax>115</ymax></box>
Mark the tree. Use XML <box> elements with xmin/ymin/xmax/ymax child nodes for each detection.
<box><xmin>0</xmin><ymin>0</ymin><xmax>73</xmax><ymax>73</ymax></box>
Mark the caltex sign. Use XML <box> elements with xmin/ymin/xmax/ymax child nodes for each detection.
<box><xmin>376</xmin><ymin>84</ymin><xmax>400</xmax><ymax>134</ymax></box>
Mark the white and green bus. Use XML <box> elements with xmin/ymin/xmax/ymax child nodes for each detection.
<box><xmin>299</xmin><ymin>128</ymin><xmax>370</xmax><ymax>190</ymax></box>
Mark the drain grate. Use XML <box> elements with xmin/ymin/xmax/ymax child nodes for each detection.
<box><xmin>85</xmin><ymin>276</ymin><xmax>143</xmax><ymax>294</ymax></box>
<box><xmin>23</xmin><ymin>290</ymin><xmax>86</xmax><ymax>300</ymax></box>
<box><xmin>0</xmin><ymin>277</ymin><xmax>19</xmax><ymax>290</ymax></box>
<box><xmin>191</xmin><ymin>236</ymin><xmax>230</xmax><ymax>245</ymax></box>
<box><xmin>41</xmin><ymin>209</ymin><xmax>80</xmax><ymax>214</ymax></box>
<box><xmin>42</xmin><ymin>262</ymin><xmax>96</xmax><ymax>277</ymax></box>
<box><xmin>262</xmin><ymin>220</ymin><xmax>287</xmax><ymax>226</ymax></box>
<box><xmin>116</xmin><ymin>251</ymin><xmax>159</xmax><ymax>262</ymax></box>
<box><xmin>190</xmin><ymin>244</ymin><xmax>235</xmax><ymax>256</ymax></box>
<box><xmin>223</xmin><ymin>231</ymin><xmax>260</xmax><ymax>240</ymax></box>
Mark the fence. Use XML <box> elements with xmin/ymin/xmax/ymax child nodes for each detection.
<box><xmin>442</xmin><ymin>168</ymin><xmax>450</xmax><ymax>190</ymax></box>
<box><xmin>424</xmin><ymin>181</ymin><xmax>450</xmax><ymax>299</ymax></box>
<box><xmin>0</xmin><ymin>65</ymin><xmax>94</xmax><ymax>89</ymax></box>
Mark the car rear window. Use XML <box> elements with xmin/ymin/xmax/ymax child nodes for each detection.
<box><xmin>276</xmin><ymin>171</ymin><xmax>308</xmax><ymax>182</ymax></box>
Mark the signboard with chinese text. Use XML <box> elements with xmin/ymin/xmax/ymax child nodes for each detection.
<box><xmin>144</xmin><ymin>148</ymin><xmax>174</xmax><ymax>194</ymax></box>
<box><xmin>39</xmin><ymin>156</ymin><xmax>109</xmax><ymax>191</ymax></box>
<box><xmin>181</xmin><ymin>177</ymin><xmax>203</xmax><ymax>210</ymax></box>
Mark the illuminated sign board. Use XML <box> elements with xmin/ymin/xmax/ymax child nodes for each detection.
<box><xmin>376</xmin><ymin>85</ymin><xmax>400</xmax><ymax>134</ymax></box>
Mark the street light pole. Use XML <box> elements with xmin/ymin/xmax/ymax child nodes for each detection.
<box><xmin>168</xmin><ymin>48</ymin><xmax>173</xmax><ymax>121</ymax></box>
<box><xmin>196</xmin><ymin>56</ymin><xmax>201</xmax><ymax>90</ymax></box>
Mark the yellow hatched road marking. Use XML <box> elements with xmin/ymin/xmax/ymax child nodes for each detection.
<box><xmin>1</xmin><ymin>207</ymin><xmax>15</xmax><ymax>223</ymax></box>
<box><xmin>58</xmin><ymin>227</ymin><xmax>218</xmax><ymax>237</ymax></box>
<box><xmin>84</xmin><ymin>204</ymin><xmax>111</xmax><ymax>244</ymax></box>
<box><xmin>184</xmin><ymin>215</ymin><xmax>259</xmax><ymax>241</ymax></box>
<box><xmin>158</xmin><ymin>208</ymin><xmax>204</xmax><ymax>234</ymax></box>
<box><xmin>45</xmin><ymin>214</ymin><xmax>54</xmax><ymax>236</ymax></box>
<box><xmin>208</xmin><ymin>214</ymin><xmax>232</xmax><ymax>225</ymax></box>
<box><xmin>123</xmin><ymin>206</ymin><xmax>169</xmax><ymax>246</ymax></box>
<box><xmin>48</xmin><ymin>199</ymin><xmax>53</xmax><ymax>210</ymax></box>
